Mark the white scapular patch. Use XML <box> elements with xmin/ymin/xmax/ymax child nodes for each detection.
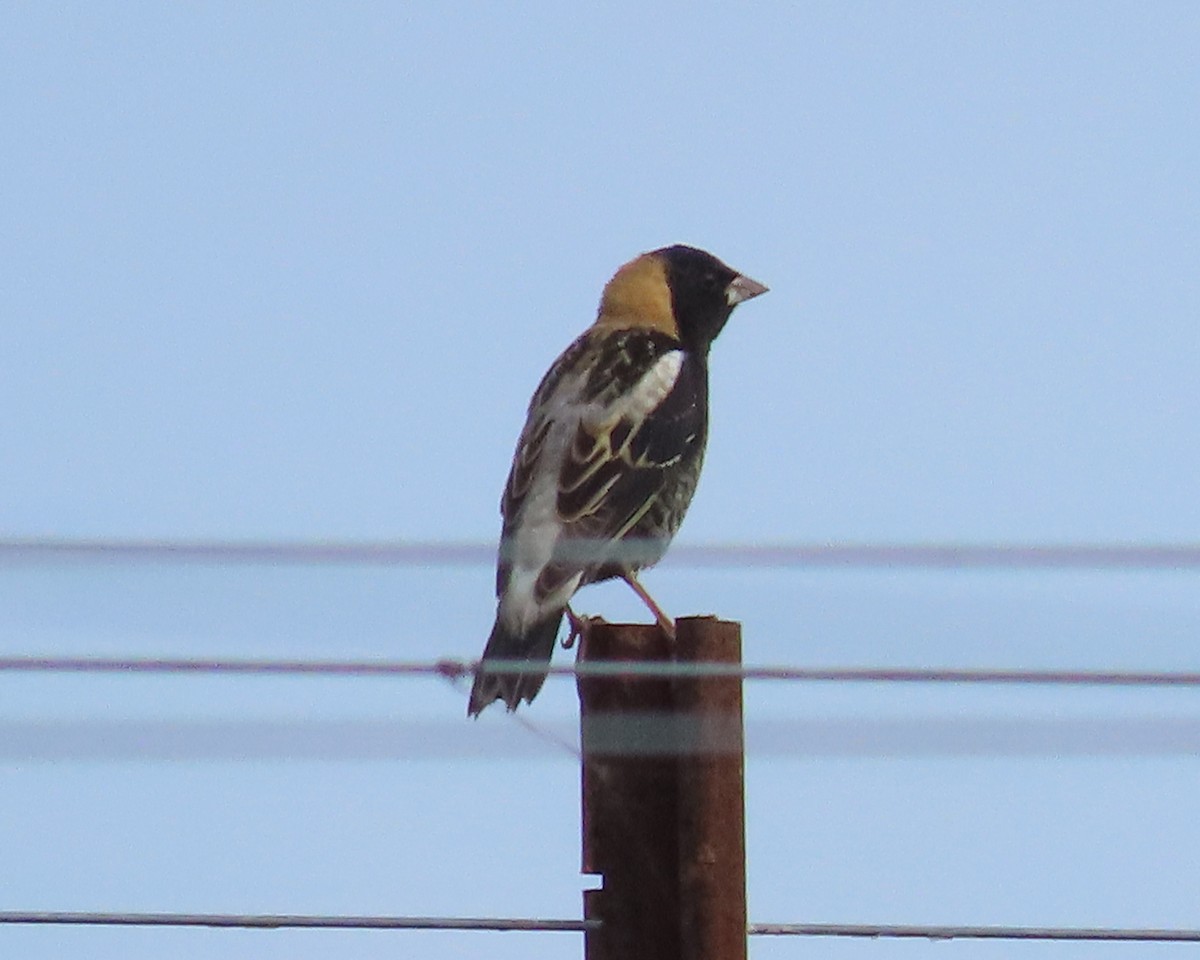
<box><xmin>625</xmin><ymin>350</ymin><xmax>684</xmax><ymax>418</ymax></box>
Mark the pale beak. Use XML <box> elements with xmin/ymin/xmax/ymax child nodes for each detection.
<box><xmin>725</xmin><ymin>273</ymin><xmax>769</xmax><ymax>306</ymax></box>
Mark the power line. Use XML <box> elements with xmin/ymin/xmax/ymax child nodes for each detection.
<box><xmin>3</xmin><ymin>655</ymin><xmax>1200</xmax><ymax>686</ymax></box>
<box><xmin>2</xmin><ymin>912</ymin><xmax>1198</xmax><ymax>942</ymax></box>
<box><xmin>748</xmin><ymin>922</ymin><xmax>1200</xmax><ymax>942</ymax></box>
<box><xmin>0</xmin><ymin>655</ymin><xmax>475</xmax><ymax>680</ymax></box>
<box><xmin>6</xmin><ymin>537</ymin><xmax>1200</xmax><ymax>568</ymax></box>
<box><xmin>0</xmin><ymin>911</ymin><xmax>593</xmax><ymax>932</ymax></box>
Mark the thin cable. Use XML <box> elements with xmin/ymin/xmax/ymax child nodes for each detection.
<box><xmin>6</xmin><ymin>537</ymin><xmax>1200</xmax><ymax>568</ymax></box>
<box><xmin>2</xmin><ymin>913</ymin><xmax>1198</xmax><ymax>941</ymax></box>
<box><xmin>3</xmin><ymin>655</ymin><xmax>1200</xmax><ymax>686</ymax></box>
<box><xmin>0</xmin><ymin>911</ymin><xmax>592</xmax><ymax>932</ymax></box>
<box><xmin>748</xmin><ymin>922</ymin><xmax>1200</xmax><ymax>942</ymax></box>
<box><xmin>437</xmin><ymin>667</ymin><xmax>582</xmax><ymax>760</ymax></box>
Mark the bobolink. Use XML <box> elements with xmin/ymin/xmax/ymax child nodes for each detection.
<box><xmin>468</xmin><ymin>245</ymin><xmax>767</xmax><ymax>715</ymax></box>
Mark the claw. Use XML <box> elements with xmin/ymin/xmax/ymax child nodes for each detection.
<box><xmin>562</xmin><ymin>605</ymin><xmax>585</xmax><ymax>649</ymax></box>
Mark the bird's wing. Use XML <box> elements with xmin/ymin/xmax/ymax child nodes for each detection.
<box><xmin>495</xmin><ymin>334</ymin><xmax>592</xmax><ymax>597</ymax></box>
<box><xmin>547</xmin><ymin>330</ymin><xmax>707</xmax><ymax>596</ymax></box>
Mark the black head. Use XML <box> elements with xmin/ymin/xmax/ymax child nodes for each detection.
<box><xmin>653</xmin><ymin>245</ymin><xmax>768</xmax><ymax>353</ymax></box>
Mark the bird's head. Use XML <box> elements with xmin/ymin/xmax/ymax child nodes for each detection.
<box><xmin>596</xmin><ymin>245</ymin><xmax>768</xmax><ymax>353</ymax></box>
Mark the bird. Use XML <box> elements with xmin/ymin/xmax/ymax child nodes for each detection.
<box><xmin>468</xmin><ymin>245</ymin><xmax>767</xmax><ymax>716</ymax></box>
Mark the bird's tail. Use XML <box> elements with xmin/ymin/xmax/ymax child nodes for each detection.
<box><xmin>467</xmin><ymin>611</ymin><xmax>564</xmax><ymax>716</ymax></box>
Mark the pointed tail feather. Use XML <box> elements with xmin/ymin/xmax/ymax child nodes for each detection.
<box><xmin>468</xmin><ymin>612</ymin><xmax>563</xmax><ymax>716</ymax></box>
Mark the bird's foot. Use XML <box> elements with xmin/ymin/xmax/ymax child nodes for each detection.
<box><xmin>563</xmin><ymin>606</ymin><xmax>605</xmax><ymax>649</ymax></box>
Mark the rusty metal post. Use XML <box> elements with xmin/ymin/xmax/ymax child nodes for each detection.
<box><xmin>674</xmin><ymin>616</ymin><xmax>746</xmax><ymax>960</ymax></box>
<box><xmin>578</xmin><ymin>617</ymin><xmax>746</xmax><ymax>960</ymax></box>
<box><xmin>579</xmin><ymin>622</ymin><xmax>678</xmax><ymax>960</ymax></box>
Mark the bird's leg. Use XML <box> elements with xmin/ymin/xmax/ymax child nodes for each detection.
<box><xmin>562</xmin><ymin>604</ymin><xmax>592</xmax><ymax>649</ymax></box>
<box><xmin>620</xmin><ymin>571</ymin><xmax>676</xmax><ymax>639</ymax></box>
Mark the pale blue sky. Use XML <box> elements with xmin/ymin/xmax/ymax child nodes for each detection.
<box><xmin>3</xmin><ymin>3</ymin><xmax>1200</xmax><ymax>958</ymax></box>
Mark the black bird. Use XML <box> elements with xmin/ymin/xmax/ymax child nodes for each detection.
<box><xmin>468</xmin><ymin>245</ymin><xmax>767</xmax><ymax>715</ymax></box>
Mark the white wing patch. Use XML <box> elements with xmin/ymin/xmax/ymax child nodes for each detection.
<box><xmin>622</xmin><ymin>349</ymin><xmax>683</xmax><ymax>419</ymax></box>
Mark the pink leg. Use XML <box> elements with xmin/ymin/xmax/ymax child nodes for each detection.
<box><xmin>562</xmin><ymin>604</ymin><xmax>600</xmax><ymax>649</ymax></box>
<box><xmin>620</xmin><ymin>571</ymin><xmax>675</xmax><ymax>638</ymax></box>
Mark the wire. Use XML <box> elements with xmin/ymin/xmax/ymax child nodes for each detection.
<box><xmin>438</xmin><ymin>667</ymin><xmax>583</xmax><ymax>760</ymax></box>
<box><xmin>2</xmin><ymin>913</ymin><xmax>1198</xmax><ymax>942</ymax></box>
<box><xmin>748</xmin><ymin>922</ymin><xmax>1200</xmax><ymax>942</ymax></box>
<box><xmin>3</xmin><ymin>655</ymin><xmax>1200</xmax><ymax>686</ymax></box>
<box><xmin>6</xmin><ymin>537</ymin><xmax>1200</xmax><ymax>568</ymax></box>
<box><xmin>0</xmin><ymin>911</ymin><xmax>593</xmax><ymax>932</ymax></box>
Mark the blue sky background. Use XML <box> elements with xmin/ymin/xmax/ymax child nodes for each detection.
<box><xmin>3</xmin><ymin>3</ymin><xmax>1200</xmax><ymax>957</ymax></box>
